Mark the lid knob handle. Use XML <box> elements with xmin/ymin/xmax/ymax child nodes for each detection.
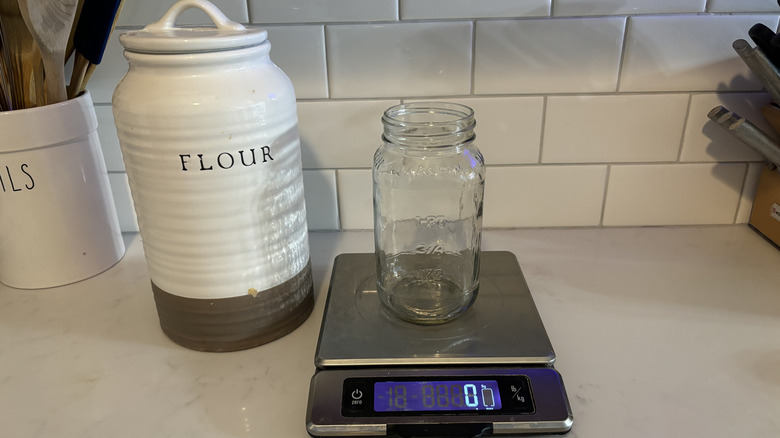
<box><xmin>145</xmin><ymin>0</ymin><xmax>246</xmax><ymax>32</ymax></box>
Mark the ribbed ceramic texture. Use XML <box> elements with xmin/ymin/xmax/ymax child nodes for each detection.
<box><xmin>151</xmin><ymin>261</ymin><xmax>314</xmax><ymax>351</ymax></box>
<box><xmin>112</xmin><ymin>45</ymin><xmax>309</xmax><ymax>299</ymax></box>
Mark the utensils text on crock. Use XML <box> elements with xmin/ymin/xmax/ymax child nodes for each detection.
<box><xmin>708</xmin><ymin>105</ymin><xmax>780</xmax><ymax>169</ymax></box>
<box><xmin>732</xmin><ymin>39</ymin><xmax>780</xmax><ymax>103</ymax></box>
<box><xmin>17</xmin><ymin>0</ymin><xmax>78</xmax><ymax>104</ymax></box>
<box><xmin>0</xmin><ymin>0</ymin><xmax>44</xmax><ymax>108</ymax></box>
<box><xmin>67</xmin><ymin>0</ymin><xmax>122</xmax><ymax>98</ymax></box>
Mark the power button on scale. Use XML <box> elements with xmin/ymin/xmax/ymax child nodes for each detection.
<box><xmin>342</xmin><ymin>381</ymin><xmax>372</xmax><ymax>415</ymax></box>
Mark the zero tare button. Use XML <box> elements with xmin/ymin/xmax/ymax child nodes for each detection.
<box><xmin>342</xmin><ymin>380</ymin><xmax>372</xmax><ymax>416</ymax></box>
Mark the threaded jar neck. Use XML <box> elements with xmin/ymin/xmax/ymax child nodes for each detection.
<box><xmin>382</xmin><ymin>102</ymin><xmax>476</xmax><ymax>148</ymax></box>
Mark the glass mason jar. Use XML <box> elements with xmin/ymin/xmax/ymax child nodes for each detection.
<box><xmin>373</xmin><ymin>102</ymin><xmax>485</xmax><ymax>324</ymax></box>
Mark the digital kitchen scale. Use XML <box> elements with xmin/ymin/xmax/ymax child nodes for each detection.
<box><xmin>306</xmin><ymin>252</ymin><xmax>573</xmax><ymax>437</ymax></box>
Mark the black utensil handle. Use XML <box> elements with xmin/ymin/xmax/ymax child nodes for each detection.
<box><xmin>750</xmin><ymin>23</ymin><xmax>780</xmax><ymax>67</ymax></box>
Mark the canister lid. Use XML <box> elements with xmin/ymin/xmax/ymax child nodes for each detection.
<box><xmin>119</xmin><ymin>0</ymin><xmax>267</xmax><ymax>53</ymax></box>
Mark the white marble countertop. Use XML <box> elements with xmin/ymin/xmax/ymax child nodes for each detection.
<box><xmin>1</xmin><ymin>226</ymin><xmax>779</xmax><ymax>437</ymax></box>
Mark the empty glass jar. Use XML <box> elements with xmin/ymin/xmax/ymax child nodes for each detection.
<box><xmin>373</xmin><ymin>102</ymin><xmax>485</xmax><ymax>324</ymax></box>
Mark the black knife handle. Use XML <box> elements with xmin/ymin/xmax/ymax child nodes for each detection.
<box><xmin>750</xmin><ymin>23</ymin><xmax>780</xmax><ymax>67</ymax></box>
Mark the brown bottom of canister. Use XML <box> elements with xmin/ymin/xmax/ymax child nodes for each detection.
<box><xmin>151</xmin><ymin>261</ymin><xmax>314</xmax><ymax>352</ymax></box>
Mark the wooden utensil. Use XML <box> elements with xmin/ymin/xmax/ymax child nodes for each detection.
<box><xmin>0</xmin><ymin>0</ymin><xmax>44</xmax><ymax>108</ymax></box>
<box><xmin>0</xmin><ymin>17</ymin><xmax>11</xmax><ymax>110</ymax></box>
<box><xmin>64</xmin><ymin>0</ymin><xmax>84</xmax><ymax>62</ymax></box>
<box><xmin>17</xmin><ymin>0</ymin><xmax>78</xmax><ymax>104</ymax></box>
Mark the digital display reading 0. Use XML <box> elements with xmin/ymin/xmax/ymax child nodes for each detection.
<box><xmin>374</xmin><ymin>380</ymin><xmax>502</xmax><ymax>412</ymax></box>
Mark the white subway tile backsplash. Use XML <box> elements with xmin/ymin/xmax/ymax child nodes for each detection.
<box><xmin>297</xmin><ymin>100</ymin><xmax>398</xmax><ymax>169</ymax></box>
<box><xmin>603</xmin><ymin>163</ymin><xmax>746</xmax><ymax>226</ymax></box>
<box><xmin>85</xmin><ymin>33</ymin><xmax>127</xmax><ymax>104</ymax></box>
<box><xmin>407</xmin><ymin>97</ymin><xmax>545</xmax><ymax>165</ymax></box>
<box><xmin>248</xmin><ymin>0</ymin><xmax>397</xmax><ymax>24</ymax></box>
<box><xmin>681</xmin><ymin>93</ymin><xmax>771</xmax><ymax>162</ymax></box>
<box><xmin>266</xmin><ymin>26</ymin><xmax>328</xmax><ymax>99</ymax></box>
<box><xmin>107</xmin><ymin>173</ymin><xmax>139</xmax><ymax>232</ymax></box>
<box><xmin>542</xmin><ymin>94</ymin><xmax>689</xmax><ymax>163</ymax></box>
<box><xmin>95</xmin><ymin>105</ymin><xmax>125</xmax><ymax>172</ymax></box>
<box><xmin>619</xmin><ymin>15</ymin><xmax>779</xmax><ymax>93</ymax></box>
<box><xmin>707</xmin><ymin>1</ymin><xmax>780</xmax><ymax>13</ymax></box>
<box><xmin>326</xmin><ymin>22</ymin><xmax>473</xmax><ymax>98</ymax></box>
<box><xmin>474</xmin><ymin>17</ymin><xmax>626</xmax><ymax>94</ymax></box>
<box><xmin>118</xmin><ymin>0</ymin><xmax>249</xmax><ymax>27</ymax></box>
<box><xmin>336</xmin><ymin>169</ymin><xmax>374</xmax><ymax>230</ymax></box>
<box><xmin>483</xmin><ymin>165</ymin><xmax>607</xmax><ymax>228</ymax></box>
<box><xmin>75</xmin><ymin>1</ymin><xmax>774</xmax><ymax>231</ymax></box>
<box><xmin>303</xmin><ymin>170</ymin><xmax>340</xmax><ymax>230</ymax></box>
<box><xmin>400</xmin><ymin>0</ymin><xmax>550</xmax><ymax>20</ymax></box>
<box><xmin>553</xmin><ymin>0</ymin><xmax>705</xmax><ymax>16</ymax></box>
<box><xmin>467</xmin><ymin>97</ymin><xmax>545</xmax><ymax>165</ymax></box>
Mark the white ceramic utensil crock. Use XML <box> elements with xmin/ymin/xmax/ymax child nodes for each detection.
<box><xmin>112</xmin><ymin>0</ymin><xmax>312</xmax><ymax>351</ymax></box>
<box><xmin>0</xmin><ymin>91</ymin><xmax>125</xmax><ymax>289</ymax></box>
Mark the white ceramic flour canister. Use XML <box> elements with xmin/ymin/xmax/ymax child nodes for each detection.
<box><xmin>112</xmin><ymin>0</ymin><xmax>312</xmax><ymax>351</ymax></box>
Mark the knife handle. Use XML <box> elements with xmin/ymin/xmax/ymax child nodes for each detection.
<box><xmin>750</xmin><ymin>23</ymin><xmax>780</xmax><ymax>67</ymax></box>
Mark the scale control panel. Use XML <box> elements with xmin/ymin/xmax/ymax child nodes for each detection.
<box><xmin>342</xmin><ymin>375</ymin><xmax>534</xmax><ymax>417</ymax></box>
<box><xmin>306</xmin><ymin>367</ymin><xmax>572</xmax><ymax>437</ymax></box>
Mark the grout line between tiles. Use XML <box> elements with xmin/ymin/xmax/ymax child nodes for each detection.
<box><xmin>614</xmin><ymin>16</ymin><xmax>630</xmax><ymax>93</ymax></box>
<box><xmin>334</xmin><ymin>169</ymin><xmax>344</xmax><ymax>231</ymax></box>
<box><xmin>318</xmin><ymin>25</ymin><xmax>331</xmax><ymax>99</ymax></box>
<box><xmin>676</xmin><ymin>94</ymin><xmax>694</xmax><ymax>162</ymax></box>
<box><xmin>732</xmin><ymin>163</ymin><xmax>751</xmax><ymax>225</ymax></box>
<box><xmin>323</xmin><ymin>25</ymin><xmax>334</xmax><ymax>99</ymax></box>
<box><xmin>537</xmin><ymin>96</ymin><xmax>548</xmax><ymax>164</ymax></box>
<box><xmin>245</xmin><ymin>0</ymin><xmax>254</xmax><ymax>23</ymax></box>
<box><xmin>294</xmin><ymin>90</ymin><xmax>767</xmax><ymax>104</ymax></box>
<box><xmin>114</xmin><ymin>11</ymin><xmax>780</xmax><ymax>29</ymax></box>
<box><xmin>599</xmin><ymin>164</ymin><xmax>612</xmax><ymax>226</ymax></box>
<box><xmin>239</xmin><ymin>12</ymin><xmax>779</xmax><ymax>28</ymax></box>
<box><xmin>94</xmin><ymin>89</ymin><xmax>767</xmax><ymax>106</ymax></box>
<box><xmin>469</xmin><ymin>20</ymin><xmax>477</xmax><ymax>96</ymax></box>
<box><xmin>303</xmin><ymin>161</ymin><xmax>763</xmax><ymax>172</ymax></box>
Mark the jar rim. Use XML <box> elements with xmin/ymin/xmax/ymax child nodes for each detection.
<box><xmin>382</xmin><ymin>102</ymin><xmax>476</xmax><ymax>148</ymax></box>
<box><xmin>382</xmin><ymin>102</ymin><xmax>475</xmax><ymax>132</ymax></box>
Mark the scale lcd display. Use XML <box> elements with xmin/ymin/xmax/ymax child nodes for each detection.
<box><xmin>374</xmin><ymin>380</ymin><xmax>502</xmax><ymax>412</ymax></box>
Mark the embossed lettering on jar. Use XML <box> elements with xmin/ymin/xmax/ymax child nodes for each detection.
<box><xmin>373</xmin><ymin>102</ymin><xmax>485</xmax><ymax>325</ymax></box>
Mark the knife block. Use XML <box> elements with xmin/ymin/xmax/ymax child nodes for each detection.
<box><xmin>749</xmin><ymin>165</ymin><xmax>780</xmax><ymax>247</ymax></box>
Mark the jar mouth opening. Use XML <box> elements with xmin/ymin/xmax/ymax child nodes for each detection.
<box><xmin>383</xmin><ymin>102</ymin><xmax>475</xmax><ymax>131</ymax></box>
<box><xmin>382</xmin><ymin>102</ymin><xmax>476</xmax><ymax>147</ymax></box>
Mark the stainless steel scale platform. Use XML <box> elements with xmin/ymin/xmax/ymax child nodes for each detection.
<box><xmin>306</xmin><ymin>251</ymin><xmax>573</xmax><ymax>437</ymax></box>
